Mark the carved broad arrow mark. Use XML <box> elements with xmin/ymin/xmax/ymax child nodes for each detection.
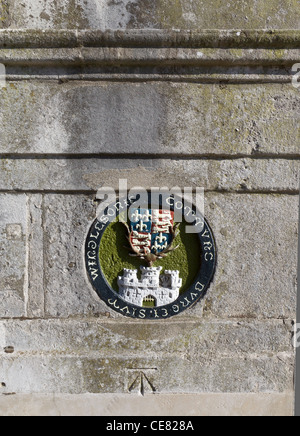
<box><xmin>128</xmin><ymin>371</ymin><xmax>157</xmax><ymax>396</ymax></box>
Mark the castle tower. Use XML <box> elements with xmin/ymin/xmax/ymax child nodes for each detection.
<box><xmin>164</xmin><ymin>270</ymin><xmax>183</xmax><ymax>289</ymax></box>
<box><xmin>118</xmin><ymin>269</ymin><xmax>139</xmax><ymax>303</ymax></box>
<box><xmin>140</xmin><ymin>266</ymin><xmax>162</xmax><ymax>288</ymax></box>
<box><xmin>121</xmin><ymin>269</ymin><xmax>138</xmax><ymax>286</ymax></box>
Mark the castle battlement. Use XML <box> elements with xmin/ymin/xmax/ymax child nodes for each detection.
<box><xmin>140</xmin><ymin>266</ymin><xmax>162</xmax><ymax>272</ymax></box>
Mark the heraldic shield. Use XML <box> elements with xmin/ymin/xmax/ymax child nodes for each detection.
<box><xmin>129</xmin><ymin>208</ymin><xmax>175</xmax><ymax>256</ymax></box>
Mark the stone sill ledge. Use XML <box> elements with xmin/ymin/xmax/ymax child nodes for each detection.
<box><xmin>0</xmin><ymin>30</ymin><xmax>298</xmax><ymax>68</ymax></box>
<box><xmin>0</xmin><ymin>29</ymin><xmax>299</xmax><ymax>49</ymax></box>
<box><xmin>0</xmin><ymin>393</ymin><xmax>294</xmax><ymax>416</ymax></box>
<box><xmin>0</xmin><ymin>47</ymin><xmax>299</xmax><ymax>68</ymax></box>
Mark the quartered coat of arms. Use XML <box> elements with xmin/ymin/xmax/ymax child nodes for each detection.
<box><xmin>119</xmin><ymin>209</ymin><xmax>182</xmax><ymax>308</ymax></box>
<box><xmin>85</xmin><ymin>195</ymin><xmax>216</xmax><ymax>320</ymax></box>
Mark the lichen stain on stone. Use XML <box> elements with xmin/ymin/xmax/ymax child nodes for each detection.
<box><xmin>156</xmin><ymin>0</ymin><xmax>184</xmax><ymax>28</ymax></box>
<box><xmin>0</xmin><ymin>159</ymin><xmax>12</xmax><ymax>179</ymax></box>
<box><xmin>0</xmin><ymin>82</ymin><xmax>39</xmax><ymax>153</ymax></box>
<box><xmin>0</xmin><ymin>0</ymin><xmax>9</xmax><ymax>27</ymax></box>
<box><xmin>55</xmin><ymin>328</ymin><xmax>197</xmax><ymax>393</ymax></box>
<box><xmin>0</xmin><ymin>275</ymin><xmax>25</xmax><ymax>299</ymax></box>
<box><xmin>40</xmin><ymin>11</ymin><xmax>51</xmax><ymax>21</ymax></box>
<box><xmin>126</xmin><ymin>0</ymin><xmax>159</xmax><ymax>28</ymax></box>
<box><xmin>126</xmin><ymin>0</ymin><xmax>300</xmax><ymax>29</ymax></box>
<box><xmin>50</xmin><ymin>0</ymin><xmax>90</xmax><ymax>29</ymax></box>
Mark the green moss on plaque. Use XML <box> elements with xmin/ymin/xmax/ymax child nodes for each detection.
<box><xmin>99</xmin><ymin>220</ymin><xmax>201</xmax><ymax>295</ymax></box>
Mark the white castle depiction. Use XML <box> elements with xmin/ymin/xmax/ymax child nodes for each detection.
<box><xmin>118</xmin><ymin>266</ymin><xmax>182</xmax><ymax>307</ymax></box>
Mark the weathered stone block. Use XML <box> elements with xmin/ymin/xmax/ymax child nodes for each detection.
<box><xmin>27</xmin><ymin>194</ymin><xmax>44</xmax><ymax>318</ymax></box>
<box><xmin>0</xmin><ymin>319</ymin><xmax>293</xmax><ymax>356</ymax></box>
<box><xmin>37</xmin><ymin>193</ymin><xmax>298</xmax><ymax>320</ymax></box>
<box><xmin>42</xmin><ymin>194</ymin><xmax>109</xmax><ymax>317</ymax></box>
<box><xmin>0</xmin><ymin>319</ymin><xmax>294</xmax><ymax>394</ymax></box>
<box><xmin>199</xmin><ymin>193</ymin><xmax>298</xmax><ymax>320</ymax></box>
<box><xmin>0</xmin><ymin>393</ymin><xmax>294</xmax><ymax>416</ymax></box>
<box><xmin>0</xmin><ymin>82</ymin><xmax>299</xmax><ymax>156</ymax></box>
<box><xmin>0</xmin><ymin>353</ymin><xmax>294</xmax><ymax>394</ymax></box>
<box><xmin>0</xmin><ymin>195</ymin><xmax>27</xmax><ymax>318</ymax></box>
<box><xmin>5</xmin><ymin>0</ymin><xmax>300</xmax><ymax>30</ymax></box>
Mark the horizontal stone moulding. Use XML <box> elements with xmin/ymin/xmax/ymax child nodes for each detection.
<box><xmin>0</xmin><ymin>47</ymin><xmax>299</xmax><ymax>69</ymax></box>
<box><xmin>0</xmin><ymin>30</ymin><xmax>299</xmax><ymax>69</ymax></box>
<box><xmin>2</xmin><ymin>72</ymin><xmax>297</xmax><ymax>85</ymax></box>
<box><xmin>0</xmin><ymin>29</ymin><xmax>300</xmax><ymax>50</ymax></box>
<box><xmin>2</xmin><ymin>65</ymin><xmax>297</xmax><ymax>84</ymax></box>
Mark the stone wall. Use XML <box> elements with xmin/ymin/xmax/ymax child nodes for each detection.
<box><xmin>0</xmin><ymin>0</ymin><xmax>299</xmax><ymax>416</ymax></box>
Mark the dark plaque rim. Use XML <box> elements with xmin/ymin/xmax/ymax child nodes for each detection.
<box><xmin>85</xmin><ymin>195</ymin><xmax>217</xmax><ymax>319</ymax></box>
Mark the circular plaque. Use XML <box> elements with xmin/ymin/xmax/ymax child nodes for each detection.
<box><xmin>85</xmin><ymin>195</ymin><xmax>216</xmax><ymax>319</ymax></box>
